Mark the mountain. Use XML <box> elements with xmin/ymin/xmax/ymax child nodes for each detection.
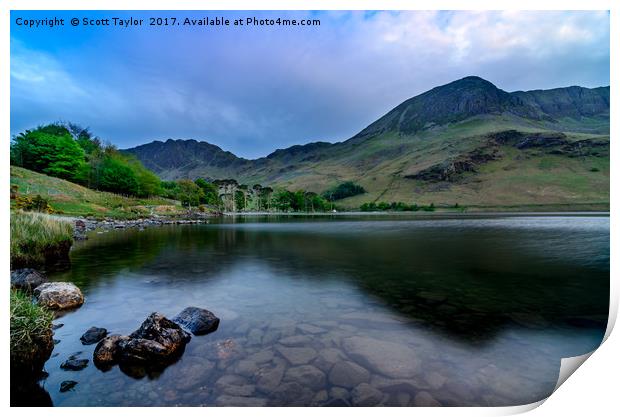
<box><xmin>126</xmin><ymin>139</ymin><xmax>248</xmax><ymax>180</ymax></box>
<box><xmin>353</xmin><ymin>76</ymin><xmax>609</xmax><ymax>139</ymax></box>
<box><xmin>124</xmin><ymin>76</ymin><xmax>609</xmax><ymax>210</ymax></box>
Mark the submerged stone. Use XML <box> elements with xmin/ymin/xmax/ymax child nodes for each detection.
<box><xmin>414</xmin><ymin>391</ymin><xmax>442</xmax><ymax>406</ymax></box>
<box><xmin>342</xmin><ymin>336</ymin><xmax>420</xmax><ymax>379</ymax></box>
<box><xmin>256</xmin><ymin>363</ymin><xmax>286</xmax><ymax>393</ymax></box>
<box><xmin>284</xmin><ymin>365</ymin><xmax>326</xmax><ymax>390</ymax></box>
<box><xmin>328</xmin><ymin>361</ymin><xmax>370</xmax><ymax>388</ymax></box>
<box><xmin>270</xmin><ymin>381</ymin><xmax>315</xmax><ymax>406</ymax></box>
<box><xmin>60</xmin><ymin>358</ymin><xmax>89</xmax><ymax>371</ymax></box>
<box><xmin>276</xmin><ymin>345</ymin><xmax>317</xmax><ymax>365</ymax></box>
<box><xmin>279</xmin><ymin>335</ymin><xmax>312</xmax><ymax>347</ymax></box>
<box><xmin>351</xmin><ymin>383</ymin><xmax>383</xmax><ymax>406</ymax></box>
<box><xmin>215</xmin><ymin>395</ymin><xmax>267</xmax><ymax>406</ymax></box>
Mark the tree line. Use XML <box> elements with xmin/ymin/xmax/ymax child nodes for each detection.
<box><xmin>10</xmin><ymin>123</ymin><xmax>352</xmax><ymax>213</ymax></box>
<box><xmin>161</xmin><ymin>177</ymin><xmax>335</xmax><ymax>212</ymax></box>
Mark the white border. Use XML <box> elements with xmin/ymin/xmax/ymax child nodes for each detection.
<box><xmin>1</xmin><ymin>2</ymin><xmax>616</xmax><ymax>417</ymax></box>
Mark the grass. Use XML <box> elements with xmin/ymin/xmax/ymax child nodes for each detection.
<box><xmin>11</xmin><ymin>166</ymin><xmax>183</xmax><ymax>219</ymax></box>
<box><xmin>10</xmin><ymin>290</ymin><xmax>54</xmax><ymax>369</ymax></box>
<box><xmin>10</xmin><ymin>211</ymin><xmax>74</xmax><ymax>268</ymax></box>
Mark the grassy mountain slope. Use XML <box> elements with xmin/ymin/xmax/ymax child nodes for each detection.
<box><xmin>124</xmin><ymin>77</ymin><xmax>609</xmax><ymax>210</ymax></box>
<box><xmin>10</xmin><ymin>166</ymin><xmax>184</xmax><ymax>219</ymax></box>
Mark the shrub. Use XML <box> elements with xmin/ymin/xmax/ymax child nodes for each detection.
<box><xmin>14</xmin><ymin>195</ymin><xmax>55</xmax><ymax>214</ymax></box>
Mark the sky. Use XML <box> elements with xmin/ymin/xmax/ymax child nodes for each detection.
<box><xmin>10</xmin><ymin>10</ymin><xmax>610</xmax><ymax>159</ymax></box>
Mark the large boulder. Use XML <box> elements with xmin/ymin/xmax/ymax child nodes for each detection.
<box><xmin>11</xmin><ymin>269</ymin><xmax>47</xmax><ymax>292</ymax></box>
<box><xmin>172</xmin><ymin>307</ymin><xmax>220</xmax><ymax>335</ymax></box>
<box><xmin>93</xmin><ymin>313</ymin><xmax>191</xmax><ymax>369</ymax></box>
<box><xmin>34</xmin><ymin>282</ymin><xmax>84</xmax><ymax>310</ymax></box>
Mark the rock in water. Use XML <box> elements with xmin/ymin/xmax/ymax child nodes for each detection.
<box><xmin>34</xmin><ymin>282</ymin><xmax>84</xmax><ymax>310</ymax></box>
<box><xmin>60</xmin><ymin>358</ymin><xmax>89</xmax><ymax>371</ymax></box>
<box><xmin>11</xmin><ymin>269</ymin><xmax>47</xmax><ymax>292</ymax></box>
<box><xmin>93</xmin><ymin>335</ymin><xmax>129</xmax><ymax>369</ymax></box>
<box><xmin>80</xmin><ymin>327</ymin><xmax>108</xmax><ymax>345</ymax></box>
<box><xmin>341</xmin><ymin>336</ymin><xmax>420</xmax><ymax>379</ymax></box>
<box><xmin>60</xmin><ymin>380</ymin><xmax>78</xmax><ymax>392</ymax></box>
<box><xmin>93</xmin><ymin>314</ymin><xmax>191</xmax><ymax>373</ymax></box>
<box><xmin>351</xmin><ymin>383</ymin><xmax>383</xmax><ymax>406</ymax></box>
<box><xmin>276</xmin><ymin>346</ymin><xmax>317</xmax><ymax>365</ymax></box>
<box><xmin>119</xmin><ymin>313</ymin><xmax>191</xmax><ymax>363</ymax></box>
<box><xmin>283</xmin><ymin>365</ymin><xmax>327</xmax><ymax>390</ymax></box>
<box><xmin>172</xmin><ymin>306</ymin><xmax>220</xmax><ymax>335</ymax></box>
<box><xmin>414</xmin><ymin>391</ymin><xmax>442</xmax><ymax>406</ymax></box>
<box><xmin>328</xmin><ymin>361</ymin><xmax>370</xmax><ymax>388</ymax></box>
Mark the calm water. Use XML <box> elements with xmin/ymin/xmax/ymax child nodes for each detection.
<box><xmin>39</xmin><ymin>215</ymin><xmax>608</xmax><ymax>406</ymax></box>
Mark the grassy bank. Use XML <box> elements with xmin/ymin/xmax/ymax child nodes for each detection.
<box><xmin>11</xmin><ymin>166</ymin><xmax>187</xmax><ymax>220</ymax></box>
<box><xmin>10</xmin><ymin>290</ymin><xmax>54</xmax><ymax>373</ymax></box>
<box><xmin>10</xmin><ymin>211</ymin><xmax>74</xmax><ymax>268</ymax></box>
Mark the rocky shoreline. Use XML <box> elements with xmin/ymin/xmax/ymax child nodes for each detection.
<box><xmin>71</xmin><ymin>214</ymin><xmax>217</xmax><ymax>240</ymax></box>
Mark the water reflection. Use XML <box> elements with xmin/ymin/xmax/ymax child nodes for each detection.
<box><xmin>35</xmin><ymin>215</ymin><xmax>608</xmax><ymax>406</ymax></box>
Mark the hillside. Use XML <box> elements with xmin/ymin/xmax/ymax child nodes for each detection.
<box><xmin>10</xmin><ymin>166</ymin><xmax>184</xmax><ymax>219</ymax></box>
<box><xmin>124</xmin><ymin>76</ymin><xmax>610</xmax><ymax>210</ymax></box>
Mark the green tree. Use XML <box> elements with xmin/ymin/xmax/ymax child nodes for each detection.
<box><xmin>11</xmin><ymin>125</ymin><xmax>85</xmax><ymax>180</ymax></box>
<box><xmin>97</xmin><ymin>156</ymin><xmax>139</xmax><ymax>195</ymax></box>
<box><xmin>161</xmin><ymin>181</ymin><xmax>180</xmax><ymax>199</ymax></box>
<box><xmin>260</xmin><ymin>187</ymin><xmax>273</xmax><ymax>211</ymax></box>
<box><xmin>128</xmin><ymin>158</ymin><xmax>162</xmax><ymax>197</ymax></box>
<box><xmin>322</xmin><ymin>181</ymin><xmax>366</xmax><ymax>201</ymax></box>
<box><xmin>235</xmin><ymin>190</ymin><xmax>246</xmax><ymax>211</ymax></box>
<box><xmin>272</xmin><ymin>190</ymin><xmax>294</xmax><ymax>212</ymax></box>
<box><xmin>195</xmin><ymin>178</ymin><xmax>220</xmax><ymax>206</ymax></box>
<box><xmin>175</xmin><ymin>179</ymin><xmax>204</xmax><ymax>207</ymax></box>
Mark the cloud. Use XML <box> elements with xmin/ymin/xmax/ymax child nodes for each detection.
<box><xmin>10</xmin><ymin>10</ymin><xmax>609</xmax><ymax>158</ymax></box>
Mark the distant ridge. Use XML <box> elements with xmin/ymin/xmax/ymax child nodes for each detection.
<box><xmin>123</xmin><ymin>75</ymin><xmax>609</xmax><ymax>211</ymax></box>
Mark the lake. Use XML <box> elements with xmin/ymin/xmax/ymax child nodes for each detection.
<box><xmin>39</xmin><ymin>214</ymin><xmax>609</xmax><ymax>406</ymax></box>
